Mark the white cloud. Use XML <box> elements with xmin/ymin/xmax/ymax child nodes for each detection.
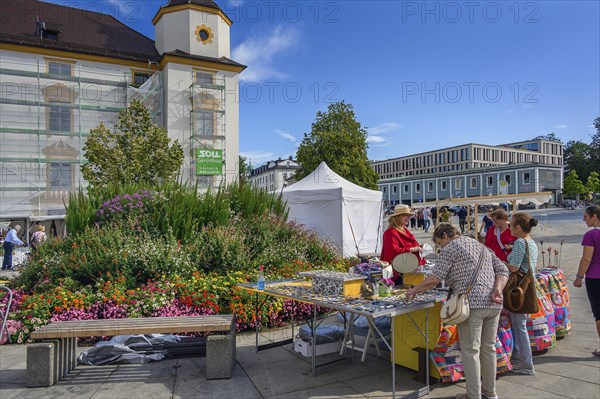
<box><xmin>365</xmin><ymin>122</ymin><xmax>401</xmax><ymax>147</ymax></box>
<box><xmin>275</xmin><ymin>130</ymin><xmax>297</xmax><ymax>143</ymax></box>
<box><xmin>240</xmin><ymin>151</ymin><xmax>276</xmax><ymax>166</ymax></box>
<box><xmin>232</xmin><ymin>26</ymin><xmax>298</xmax><ymax>82</ymax></box>
<box><xmin>367</xmin><ymin>136</ymin><xmax>387</xmax><ymax>144</ymax></box>
<box><xmin>554</xmin><ymin>124</ymin><xmax>567</xmax><ymax>129</ymax></box>
<box><xmin>367</xmin><ymin>122</ymin><xmax>402</xmax><ymax>135</ymax></box>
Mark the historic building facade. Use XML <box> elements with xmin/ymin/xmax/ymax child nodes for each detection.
<box><xmin>0</xmin><ymin>0</ymin><xmax>245</xmax><ymax>217</ymax></box>
<box><xmin>248</xmin><ymin>157</ymin><xmax>300</xmax><ymax>192</ymax></box>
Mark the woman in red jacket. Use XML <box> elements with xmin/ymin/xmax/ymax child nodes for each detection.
<box><xmin>484</xmin><ymin>208</ymin><xmax>517</xmax><ymax>262</ymax></box>
<box><xmin>380</xmin><ymin>204</ymin><xmax>425</xmax><ymax>283</ymax></box>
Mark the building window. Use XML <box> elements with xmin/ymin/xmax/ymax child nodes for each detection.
<box><xmin>48</xmin><ymin>61</ymin><xmax>72</xmax><ymax>75</ymax></box>
<box><xmin>49</xmin><ymin>162</ymin><xmax>71</xmax><ymax>190</ymax></box>
<box><xmin>441</xmin><ymin>181</ymin><xmax>447</xmax><ymax>191</ymax></box>
<box><xmin>195</xmin><ymin>70</ymin><xmax>215</xmax><ymax>85</ymax></box>
<box><xmin>523</xmin><ymin>172</ymin><xmax>530</xmax><ymax>184</ymax></box>
<box><xmin>470</xmin><ymin>177</ymin><xmax>477</xmax><ymax>189</ymax></box>
<box><xmin>49</xmin><ymin>105</ymin><xmax>71</xmax><ymax>131</ymax></box>
<box><xmin>504</xmin><ymin>174</ymin><xmax>511</xmax><ymax>185</ymax></box>
<box><xmin>195</xmin><ymin>111</ymin><xmax>214</xmax><ymax>136</ymax></box>
<box><xmin>427</xmin><ymin>182</ymin><xmax>433</xmax><ymax>192</ymax></box>
<box><xmin>454</xmin><ymin>179</ymin><xmax>461</xmax><ymax>190</ymax></box>
<box><xmin>133</xmin><ymin>72</ymin><xmax>151</xmax><ymax>86</ymax></box>
<box><xmin>487</xmin><ymin>176</ymin><xmax>493</xmax><ymax>187</ymax></box>
<box><xmin>403</xmin><ymin>184</ymin><xmax>409</xmax><ymax>194</ymax></box>
<box><xmin>392</xmin><ymin>185</ymin><xmax>397</xmax><ymax>194</ymax></box>
<box><xmin>415</xmin><ymin>183</ymin><xmax>421</xmax><ymax>193</ymax></box>
<box><xmin>382</xmin><ymin>187</ymin><xmax>387</xmax><ymax>193</ymax></box>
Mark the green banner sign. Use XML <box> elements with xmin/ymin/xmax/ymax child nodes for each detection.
<box><xmin>196</xmin><ymin>148</ymin><xmax>222</xmax><ymax>175</ymax></box>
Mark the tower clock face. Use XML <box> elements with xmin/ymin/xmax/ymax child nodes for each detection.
<box><xmin>195</xmin><ymin>25</ymin><xmax>214</xmax><ymax>44</ymax></box>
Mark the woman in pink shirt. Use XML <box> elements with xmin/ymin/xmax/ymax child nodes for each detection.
<box><xmin>573</xmin><ymin>205</ymin><xmax>600</xmax><ymax>357</ymax></box>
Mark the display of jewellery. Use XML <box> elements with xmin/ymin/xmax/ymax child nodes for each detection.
<box><xmin>298</xmin><ymin>270</ymin><xmax>367</xmax><ymax>281</ymax></box>
<box><xmin>258</xmin><ymin>279</ymin><xmax>448</xmax><ymax>317</ymax></box>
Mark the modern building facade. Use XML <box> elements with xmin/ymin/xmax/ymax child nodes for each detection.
<box><xmin>0</xmin><ymin>0</ymin><xmax>245</xmax><ymax>217</ymax></box>
<box><xmin>372</xmin><ymin>139</ymin><xmax>563</xmax><ymax>179</ymax></box>
<box><xmin>248</xmin><ymin>157</ymin><xmax>300</xmax><ymax>192</ymax></box>
<box><xmin>372</xmin><ymin>139</ymin><xmax>564</xmax><ymax>205</ymax></box>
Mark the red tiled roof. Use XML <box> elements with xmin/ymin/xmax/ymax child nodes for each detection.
<box><xmin>0</xmin><ymin>0</ymin><xmax>159</xmax><ymax>62</ymax></box>
<box><xmin>0</xmin><ymin>0</ymin><xmax>244</xmax><ymax>70</ymax></box>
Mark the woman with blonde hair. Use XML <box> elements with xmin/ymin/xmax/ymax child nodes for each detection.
<box><xmin>31</xmin><ymin>224</ymin><xmax>48</xmax><ymax>252</ymax></box>
<box><xmin>380</xmin><ymin>204</ymin><xmax>425</xmax><ymax>284</ymax></box>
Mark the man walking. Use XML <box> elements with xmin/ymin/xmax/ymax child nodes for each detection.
<box><xmin>2</xmin><ymin>225</ymin><xmax>24</xmax><ymax>270</ymax></box>
<box><xmin>457</xmin><ymin>207</ymin><xmax>468</xmax><ymax>234</ymax></box>
<box><xmin>422</xmin><ymin>207</ymin><xmax>432</xmax><ymax>233</ymax></box>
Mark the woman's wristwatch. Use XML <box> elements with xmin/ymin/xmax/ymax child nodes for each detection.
<box><xmin>576</xmin><ymin>274</ymin><xmax>585</xmax><ymax>279</ymax></box>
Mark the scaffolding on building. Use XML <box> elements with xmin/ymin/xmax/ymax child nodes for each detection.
<box><xmin>189</xmin><ymin>75</ymin><xmax>226</xmax><ymax>189</ymax></box>
<box><xmin>0</xmin><ymin>58</ymin><xmax>162</xmax><ymax>216</ymax></box>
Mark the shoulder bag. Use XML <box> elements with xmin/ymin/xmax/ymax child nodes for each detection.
<box><xmin>503</xmin><ymin>240</ymin><xmax>539</xmax><ymax>314</ymax></box>
<box><xmin>440</xmin><ymin>244</ymin><xmax>487</xmax><ymax>325</ymax></box>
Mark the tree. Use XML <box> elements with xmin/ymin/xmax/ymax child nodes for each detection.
<box><xmin>563</xmin><ymin>170</ymin><xmax>587</xmax><ymax>199</ymax></box>
<box><xmin>533</xmin><ymin>132</ymin><xmax>563</xmax><ymax>143</ymax></box>
<box><xmin>586</xmin><ymin>171</ymin><xmax>600</xmax><ymax>201</ymax></box>
<box><xmin>238</xmin><ymin>155</ymin><xmax>249</xmax><ymax>183</ymax></box>
<box><xmin>295</xmin><ymin>101</ymin><xmax>380</xmax><ymax>189</ymax></box>
<box><xmin>82</xmin><ymin>100</ymin><xmax>184</xmax><ymax>188</ymax></box>
<box><xmin>589</xmin><ymin>117</ymin><xmax>600</xmax><ymax>177</ymax></box>
<box><xmin>564</xmin><ymin>140</ymin><xmax>591</xmax><ymax>182</ymax></box>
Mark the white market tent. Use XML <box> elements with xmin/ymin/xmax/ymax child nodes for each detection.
<box><xmin>282</xmin><ymin>162</ymin><xmax>384</xmax><ymax>257</ymax></box>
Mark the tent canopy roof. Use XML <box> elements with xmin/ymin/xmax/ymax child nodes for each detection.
<box><xmin>283</xmin><ymin>162</ymin><xmax>382</xmax><ymax>201</ymax></box>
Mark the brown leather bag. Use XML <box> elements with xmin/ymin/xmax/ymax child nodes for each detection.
<box><xmin>503</xmin><ymin>241</ymin><xmax>539</xmax><ymax>314</ymax></box>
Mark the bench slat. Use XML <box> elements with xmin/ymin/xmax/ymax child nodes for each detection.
<box><xmin>30</xmin><ymin>315</ymin><xmax>235</xmax><ymax>339</ymax></box>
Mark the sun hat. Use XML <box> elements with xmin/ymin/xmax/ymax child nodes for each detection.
<box><xmin>14</xmin><ymin>225</ymin><xmax>21</xmax><ymax>231</ymax></box>
<box><xmin>389</xmin><ymin>204</ymin><xmax>412</xmax><ymax>218</ymax></box>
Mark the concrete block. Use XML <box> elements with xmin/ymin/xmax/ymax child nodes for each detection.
<box><xmin>27</xmin><ymin>342</ymin><xmax>55</xmax><ymax>387</ymax></box>
<box><xmin>206</xmin><ymin>332</ymin><xmax>236</xmax><ymax>379</ymax></box>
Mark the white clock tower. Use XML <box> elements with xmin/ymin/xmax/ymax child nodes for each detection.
<box><xmin>153</xmin><ymin>0</ymin><xmax>245</xmax><ymax>187</ymax></box>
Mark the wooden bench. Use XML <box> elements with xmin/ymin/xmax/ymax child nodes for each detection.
<box><xmin>27</xmin><ymin>314</ymin><xmax>236</xmax><ymax>387</ymax></box>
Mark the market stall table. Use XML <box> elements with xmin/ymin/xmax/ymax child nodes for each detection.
<box><xmin>237</xmin><ymin>278</ymin><xmax>445</xmax><ymax>399</ymax></box>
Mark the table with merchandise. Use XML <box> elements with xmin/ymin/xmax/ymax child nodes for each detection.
<box><xmin>237</xmin><ymin>270</ymin><xmax>446</xmax><ymax>399</ymax></box>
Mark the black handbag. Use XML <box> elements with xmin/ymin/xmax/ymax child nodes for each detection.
<box><xmin>503</xmin><ymin>241</ymin><xmax>539</xmax><ymax>314</ymax></box>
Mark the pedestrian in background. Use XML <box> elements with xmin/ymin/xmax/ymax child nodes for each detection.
<box><xmin>2</xmin><ymin>225</ymin><xmax>24</xmax><ymax>270</ymax></box>
<box><xmin>573</xmin><ymin>205</ymin><xmax>600</xmax><ymax>357</ymax></box>
<box><xmin>31</xmin><ymin>225</ymin><xmax>48</xmax><ymax>252</ymax></box>
<box><xmin>407</xmin><ymin>223</ymin><xmax>508</xmax><ymax>399</ymax></box>
<box><xmin>458</xmin><ymin>206</ymin><xmax>468</xmax><ymax>234</ymax></box>
<box><xmin>422</xmin><ymin>207</ymin><xmax>432</xmax><ymax>233</ymax></box>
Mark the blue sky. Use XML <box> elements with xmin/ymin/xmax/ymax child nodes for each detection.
<box><xmin>44</xmin><ymin>1</ymin><xmax>599</xmax><ymax>167</ymax></box>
